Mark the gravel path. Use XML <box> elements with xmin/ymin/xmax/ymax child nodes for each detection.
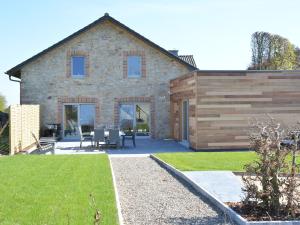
<box><xmin>110</xmin><ymin>157</ymin><xmax>232</xmax><ymax>225</ymax></box>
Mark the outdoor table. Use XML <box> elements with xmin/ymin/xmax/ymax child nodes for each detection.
<box><xmin>90</xmin><ymin>130</ymin><xmax>131</xmax><ymax>148</ymax></box>
<box><xmin>90</xmin><ymin>130</ymin><xmax>125</xmax><ymax>137</ymax></box>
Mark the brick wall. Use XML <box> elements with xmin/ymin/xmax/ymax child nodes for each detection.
<box><xmin>66</xmin><ymin>50</ymin><xmax>90</xmax><ymax>77</ymax></box>
<box><xmin>20</xmin><ymin>21</ymin><xmax>191</xmax><ymax>138</ymax></box>
<box><xmin>122</xmin><ymin>50</ymin><xmax>146</xmax><ymax>78</ymax></box>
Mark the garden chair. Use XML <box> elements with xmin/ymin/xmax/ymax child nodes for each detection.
<box><xmin>77</xmin><ymin>126</ymin><xmax>93</xmax><ymax>148</ymax></box>
<box><xmin>108</xmin><ymin>129</ymin><xmax>120</xmax><ymax>148</ymax></box>
<box><xmin>94</xmin><ymin>128</ymin><xmax>106</xmax><ymax>148</ymax></box>
<box><xmin>31</xmin><ymin>132</ymin><xmax>55</xmax><ymax>152</ymax></box>
<box><xmin>121</xmin><ymin>132</ymin><xmax>136</xmax><ymax>148</ymax></box>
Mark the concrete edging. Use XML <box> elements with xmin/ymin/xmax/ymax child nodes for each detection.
<box><xmin>150</xmin><ymin>154</ymin><xmax>300</xmax><ymax>225</ymax></box>
<box><xmin>108</xmin><ymin>156</ymin><xmax>124</xmax><ymax>225</ymax></box>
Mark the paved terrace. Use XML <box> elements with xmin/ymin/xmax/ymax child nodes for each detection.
<box><xmin>53</xmin><ymin>137</ymin><xmax>191</xmax><ymax>155</ymax></box>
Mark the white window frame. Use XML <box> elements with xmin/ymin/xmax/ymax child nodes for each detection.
<box><xmin>71</xmin><ymin>56</ymin><xmax>85</xmax><ymax>78</ymax></box>
<box><xmin>127</xmin><ymin>55</ymin><xmax>142</xmax><ymax>78</ymax></box>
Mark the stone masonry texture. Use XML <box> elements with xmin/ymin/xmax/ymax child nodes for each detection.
<box><xmin>20</xmin><ymin>20</ymin><xmax>192</xmax><ymax>138</ymax></box>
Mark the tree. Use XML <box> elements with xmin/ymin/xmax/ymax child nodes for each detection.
<box><xmin>248</xmin><ymin>32</ymin><xmax>298</xmax><ymax>70</ymax></box>
<box><xmin>0</xmin><ymin>93</ymin><xmax>6</xmax><ymax>112</ymax></box>
<box><xmin>295</xmin><ymin>47</ymin><xmax>300</xmax><ymax>69</ymax></box>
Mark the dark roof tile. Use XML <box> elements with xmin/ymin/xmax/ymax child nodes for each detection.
<box><xmin>179</xmin><ymin>55</ymin><xmax>197</xmax><ymax>68</ymax></box>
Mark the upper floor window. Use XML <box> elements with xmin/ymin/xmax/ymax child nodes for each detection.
<box><xmin>127</xmin><ymin>55</ymin><xmax>141</xmax><ymax>78</ymax></box>
<box><xmin>71</xmin><ymin>56</ymin><xmax>85</xmax><ymax>77</ymax></box>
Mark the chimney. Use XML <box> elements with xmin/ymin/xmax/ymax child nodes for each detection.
<box><xmin>169</xmin><ymin>50</ymin><xmax>179</xmax><ymax>56</ymax></box>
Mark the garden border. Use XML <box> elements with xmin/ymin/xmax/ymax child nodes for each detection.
<box><xmin>150</xmin><ymin>154</ymin><xmax>300</xmax><ymax>225</ymax></box>
<box><xmin>109</xmin><ymin>157</ymin><xmax>124</xmax><ymax>225</ymax></box>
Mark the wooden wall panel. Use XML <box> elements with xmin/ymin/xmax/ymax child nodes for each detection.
<box><xmin>170</xmin><ymin>72</ymin><xmax>197</xmax><ymax>149</ymax></box>
<box><xmin>9</xmin><ymin>105</ymin><xmax>40</xmax><ymax>155</ymax></box>
<box><xmin>170</xmin><ymin>70</ymin><xmax>300</xmax><ymax>151</ymax></box>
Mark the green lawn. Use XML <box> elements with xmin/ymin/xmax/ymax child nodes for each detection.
<box><xmin>155</xmin><ymin>152</ymin><xmax>257</xmax><ymax>171</ymax></box>
<box><xmin>0</xmin><ymin>155</ymin><xmax>118</xmax><ymax>225</ymax></box>
<box><xmin>156</xmin><ymin>151</ymin><xmax>300</xmax><ymax>172</ymax></box>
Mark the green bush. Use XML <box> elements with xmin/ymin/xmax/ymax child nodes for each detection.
<box><xmin>135</xmin><ymin>123</ymin><xmax>149</xmax><ymax>132</ymax></box>
<box><xmin>0</xmin><ymin>124</ymin><xmax>9</xmax><ymax>154</ymax></box>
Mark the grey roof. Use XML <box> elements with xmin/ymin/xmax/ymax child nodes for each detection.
<box><xmin>5</xmin><ymin>13</ymin><xmax>197</xmax><ymax>78</ymax></box>
<box><xmin>179</xmin><ymin>55</ymin><xmax>197</xmax><ymax>68</ymax></box>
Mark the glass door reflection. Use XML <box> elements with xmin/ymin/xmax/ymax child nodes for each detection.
<box><xmin>63</xmin><ymin>104</ymin><xmax>95</xmax><ymax>138</ymax></box>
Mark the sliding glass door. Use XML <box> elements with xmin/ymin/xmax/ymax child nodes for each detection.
<box><xmin>119</xmin><ymin>103</ymin><xmax>150</xmax><ymax>136</ymax></box>
<box><xmin>64</xmin><ymin>105</ymin><xmax>79</xmax><ymax>138</ymax></box>
<box><xmin>80</xmin><ymin>104</ymin><xmax>95</xmax><ymax>134</ymax></box>
<box><xmin>63</xmin><ymin>104</ymin><xmax>95</xmax><ymax>138</ymax></box>
<box><xmin>119</xmin><ymin>104</ymin><xmax>135</xmax><ymax>131</ymax></box>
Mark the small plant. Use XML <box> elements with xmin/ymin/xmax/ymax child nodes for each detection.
<box><xmin>89</xmin><ymin>193</ymin><xmax>101</xmax><ymax>225</ymax></box>
<box><xmin>242</xmin><ymin>117</ymin><xmax>300</xmax><ymax>219</ymax></box>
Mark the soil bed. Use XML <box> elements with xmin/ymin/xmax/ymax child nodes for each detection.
<box><xmin>227</xmin><ymin>202</ymin><xmax>300</xmax><ymax>222</ymax></box>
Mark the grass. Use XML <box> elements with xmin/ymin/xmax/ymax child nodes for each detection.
<box><xmin>155</xmin><ymin>152</ymin><xmax>300</xmax><ymax>172</ymax></box>
<box><xmin>155</xmin><ymin>152</ymin><xmax>258</xmax><ymax>171</ymax></box>
<box><xmin>0</xmin><ymin>154</ymin><xmax>118</xmax><ymax>225</ymax></box>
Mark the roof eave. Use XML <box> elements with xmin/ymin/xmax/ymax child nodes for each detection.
<box><xmin>5</xmin><ymin>69</ymin><xmax>21</xmax><ymax>79</ymax></box>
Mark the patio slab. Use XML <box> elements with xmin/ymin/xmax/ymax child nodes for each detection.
<box><xmin>106</xmin><ymin>137</ymin><xmax>191</xmax><ymax>156</ymax></box>
<box><xmin>183</xmin><ymin>171</ymin><xmax>245</xmax><ymax>203</ymax></box>
<box><xmin>54</xmin><ymin>137</ymin><xmax>190</xmax><ymax>155</ymax></box>
<box><xmin>54</xmin><ymin>141</ymin><xmax>104</xmax><ymax>155</ymax></box>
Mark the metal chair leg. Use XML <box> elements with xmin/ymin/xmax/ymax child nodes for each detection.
<box><xmin>133</xmin><ymin>135</ymin><xmax>136</xmax><ymax>147</ymax></box>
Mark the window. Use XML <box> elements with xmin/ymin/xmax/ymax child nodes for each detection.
<box><xmin>71</xmin><ymin>56</ymin><xmax>85</xmax><ymax>77</ymax></box>
<box><xmin>127</xmin><ymin>55</ymin><xmax>141</xmax><ymax>78</ymax></box>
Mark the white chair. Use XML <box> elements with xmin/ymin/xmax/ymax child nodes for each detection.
<box><xmin>77</xmin><ymin>126</ymin><xmax>93</xmax><ymax>148</ymax></box>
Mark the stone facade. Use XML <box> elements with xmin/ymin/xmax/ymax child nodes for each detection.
<box><xmin>20</xmin><ymin>20</ymin><xmax>192</xmax><ymax>138</ymax></box>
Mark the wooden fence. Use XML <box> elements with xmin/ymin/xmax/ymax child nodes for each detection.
<box><xmin>9</xmin><ymin>105</ymin><xmax>40</xmax><ymax>155</ymax></box>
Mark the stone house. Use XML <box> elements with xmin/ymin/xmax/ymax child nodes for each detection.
<box><xmin>5</xmin><ymin>13</ymin><xmax>197</xmax><ymax>139</ymax></box>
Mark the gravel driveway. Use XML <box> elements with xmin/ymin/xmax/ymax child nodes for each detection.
<box><xmin>110</xmin><ymin>157</ymin><xmax>232</xmax><ymax>225</ymax></box>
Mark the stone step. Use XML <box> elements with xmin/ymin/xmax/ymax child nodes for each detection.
<box><xmin>183</xmin><ymin>171</ymin><xmax>244</xmax><ymax>202</ymax></box>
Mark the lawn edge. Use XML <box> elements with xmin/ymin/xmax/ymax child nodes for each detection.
<box><xmin>109</xmin><ymin>156</ymin><xmax>124</xmax><ymax>225</ymax></box>
<box><xmin>150</xmin><ymin>154</ymin><xmax>300</xmax><ymax>225</ymax></box>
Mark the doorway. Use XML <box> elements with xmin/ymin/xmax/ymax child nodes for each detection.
<box><xmin>63</xmin><ymin>104</ymin><xmax>95</xmax><ymax>139</ymax></box>
<box><xmin>182</xmin><ymin>100</ymin><xmax>189</xmax><ymax>141</ymax></box>
<box><xmin>119</xmin><ymin>103</ymin><xmax>150</xmax><ymax>136</ymax></box>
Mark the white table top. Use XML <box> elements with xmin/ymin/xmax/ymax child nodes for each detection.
<box><xmin>90</xmin><ymin>130</ymin><xmax>125</xmax><ymax>137</ymax></box>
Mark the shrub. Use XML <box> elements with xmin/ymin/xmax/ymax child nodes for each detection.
<box><xmin>242</xmin><ymin>117</ymin><xmax>300</xmax><ymax>219</ymax></box>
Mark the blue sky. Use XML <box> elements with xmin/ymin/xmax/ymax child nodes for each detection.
<box><xmin>0</xmin><ymin>0</ymin><xmax>299</xmax><ymax>106</ymax></box>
